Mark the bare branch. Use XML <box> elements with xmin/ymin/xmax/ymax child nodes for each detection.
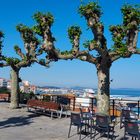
<box><xmin>14</xmin><ymin>45</ymin><xmax>25</xmax><ymax>59</ymax></box>
<box><xmin>35</xmin><ymin>58</ymin><xmax>51</xmax><ymax>67</ymax></box>
<box><xmin>0</xmin><ymin>62</ymin><xmax>9</xmax><ymax>67</ymax></box>
<box><xmin>134</xmin><ymin>49</ymin><xmax>140</xmax><ymax>55</ymax></box>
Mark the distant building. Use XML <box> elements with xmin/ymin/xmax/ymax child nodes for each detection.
<box><xmin>7</xmin><ymin>80</ymin><xmax>11</xmax><ymax>89</ymax></box>
<box><xmin>0</xmin><ymin>78</ymin><xmax>7</xmax><ymax>87</ymax></box>
<box><xmin>19</xmin><ymin>81</ymin><xmax>38</xmax><ymax>94</ymax></box>
<box><xmin>20</xmin><ymin>80</ymin><xmax>30</xmax><ymax>93</ymax></box>
<box><xmin>29</xmin><ymin>85</ymin><xmax>37</xmax><ymax>94</ymax></box>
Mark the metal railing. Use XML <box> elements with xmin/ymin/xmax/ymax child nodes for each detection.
<box><xmin>39</xmin><ymin>94</ymin><xmax>140</xmax><ymax>118</ymax></box>
<box><xmin>110</xmin><ymin>99</ymin><xmax>140</xmax><ymax>118</ymax></box>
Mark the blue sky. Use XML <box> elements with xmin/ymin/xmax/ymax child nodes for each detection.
<box><xmin>0</xmin><ymin>0</ymin><xmax>140</xmax><ymax>88</ymax></box>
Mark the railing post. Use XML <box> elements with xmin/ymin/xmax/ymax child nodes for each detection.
<box><xmin>113</xmin><ymin>99</ymin><xmax>115</xmax><ymax>117</ymax></box>
<box><xmin>73</xmin><ymin>97</ymin><xmax>75</xmax><ymax>111</ymax></box>
<box><xmin>91</xmin><ymin>98</ymin><xmax>94</xmax><ymax>115</ymax></box>
<box><xmin>138</xmin><ymin>100</ymin><xmax>140</xmax><ymax>119</ymax></box>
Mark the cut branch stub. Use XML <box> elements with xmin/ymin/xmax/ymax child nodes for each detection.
<box><xmin>79</xmin><ymin>2</ymin><xmax>102</xmax><ymax>18</ymax></box>
<box><xmin>121</xmin><ymin>4</ymin><xmax>140</xmax><ymax>27</ymax></box>
<box><xmin>16</xmin><ymin>24</ymin><xmax>39</xmax><ymax>45</ymax></box>
<box><xmin>83</xmin><ymin>39</ymin><xmax>98</xmax><ymax>51</ymax></box>
<box><xmin>68</xmin><ymin>26</ymin><xmax>82</xmax><ymax>55</ymax></box>
<box><xmin>16</xmin><ymin>24</ymin><xmax>40</xmax><ymax>60</ymax></box>
<box><xmin>32</xmin><ymin>12</ymin><xmax>54</xmax><ymax>37</ymax></box>
<box><xmin>14</xmin><ymin>45</ymin><xmax>25</xmax><ymax>59</ymax></box>
<box><xmin>5</xmin><ymin>57</ymin><xmax>20</xmax><ymax>65</ymax></box>
<box><xmin>38</xmin><ymin>58</ymin><xmax>50</xmax><ymax>67</ymax></box>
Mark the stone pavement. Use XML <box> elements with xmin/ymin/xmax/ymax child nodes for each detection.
<box><xmin>0</xmin><ymin>102</ymin><xmax>132</xmax><ymax>140</ymax></box>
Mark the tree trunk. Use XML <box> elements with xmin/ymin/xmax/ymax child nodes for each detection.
<box><xmin>97</xmin><ymin>66</ymin><xmax>110</xmax><ymax>115</ymax></box>
<box><xmin>10</xmin><ymin>67</ymin><xmax>20</xmax><ymax>109</ymax></box>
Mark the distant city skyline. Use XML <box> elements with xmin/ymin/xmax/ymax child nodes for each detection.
<box><xmin>0</xmin><ymin>0</ymin><xmax>140</xmax><ymax>89</ymax></box>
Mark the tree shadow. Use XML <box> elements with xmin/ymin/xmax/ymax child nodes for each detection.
<box><xmin>0</xmin><ymin>113</ymin><xmax>41</xmax><ymax>129</ymax></box>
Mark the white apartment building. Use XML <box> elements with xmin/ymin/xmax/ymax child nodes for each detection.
<box><xmin>20</xmin><ymin>80</ymin><xmax>30</xmax><ymax>93</ymax></box>
<box><xmin>7</xmin><ymin>80</ymin><xmax>11</xmax><ymax>89</ymax></box>
<box><xmin>0</xmin><ymin>78</ymin><xmax>7</xmax><ymax>87</ymax></box>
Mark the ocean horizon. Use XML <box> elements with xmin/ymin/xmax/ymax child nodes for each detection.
<box><xmin>110</xmin><ymin>88</ymin><xmax>140</xmax><ymax>100</ymax></box>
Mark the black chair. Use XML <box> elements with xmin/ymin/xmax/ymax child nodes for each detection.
<box><xmin>120</xmin><ymin>109</ymin><xmax>137</xmax><ymax>129</ymax></box>
<box><xmin>94</xmin><ymin>114</ymin><xmax>114</xmax><ymax>140</ymax></box>
<box><xmin>124</xmin><ymin>120</ymin><xmax>140</xmax><ymax>140</ymax></box>
<box><xmin>79</xmin><ymin>107</ymin><xmax>95</xmax><ymax>134</ymax></box>
<box><xmin>68</xmin><ymin>112</ymin><xmax>87</xmax><ymax>140</ymax></box>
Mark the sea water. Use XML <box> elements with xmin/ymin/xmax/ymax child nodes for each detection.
<box><xmin>110</xmin><ymin>89</ymin><xmax>140</xmax><ymax>100</ymax></box>
<box><xmin>110</xmin><ymin>89</ymin><xmax>140</xmax><ymax>114</ymax></box>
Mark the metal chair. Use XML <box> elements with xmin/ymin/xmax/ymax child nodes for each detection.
<box><xmin>79</xmin><ymin>107</ymin><xmax>95</xmax><ymax>135</ymax></box>
<box><xmin>120</xmin><ymin>109</ymin><xmax>137</xmax><ymax>129</ymax></box>
<box><xmin>124</xmin><ymin>120</ymin><xmax>140</xmax><ymax>140</ymax></box>
<box><xmin>68</xmin><ymin>112</ymin><xmax>87</xmax><ymax>140</ymax></box>
<box><xmin>94</xmin><ymin>113</ymin><xmax>114</xmax><ymax>140</ymax></box>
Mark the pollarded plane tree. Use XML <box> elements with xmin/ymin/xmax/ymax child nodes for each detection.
<box><xmin>0</xmin><ymin>31</ymin><xmax>8</xmax><ymax>67</ymax></box>
<box><xmin>2</xmin><ymin>25</ymin><xmax>50</xmax><ymax>109</ymax></box>
<box><xmin>32</xmin><ymin>2</ymin><xmax>140</xmax><ymax>115</ymax></box>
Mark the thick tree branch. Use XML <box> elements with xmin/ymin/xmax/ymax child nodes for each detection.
<box><xmin>109</xmin><ymin>5</ymin><xmax>140</xmax><ymax>62</ymax></box>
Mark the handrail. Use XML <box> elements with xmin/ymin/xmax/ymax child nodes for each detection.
<box><xmin>110</xmin><ymin>99</ymin><xmax>140</xmax><ymax>118</ymax></box>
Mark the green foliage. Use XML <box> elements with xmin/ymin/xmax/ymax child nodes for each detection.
<box><xmin>83</xmin><ymin>40</ymin><xmax>97</xmax><ymax>49</ymax></box>
<box><xmin>20</xmin><ymin>91</ymin><xmax>36</xmax><ymax>103</ymax></box>
<box><xmin>109</xmin><ymin>25</ymin><xmax>127</xmax><ymax>55</ymax></box>
<box><xmin>32</xmin><ymin>25</ymin><xmax>42</xmax><ymax>36</ymax></box>
<box><xmin>61</xmin><ymin>50</ymin><xmax>73</xmax><ymax>55</ymax></box>
<box><xmin>38</xmin><ymin>48</ymin><xmax>43</xmax><ymax>55</ymax></box>
<box><xmin>39</xmin><ymin>59</ymin><xmax>46</xmax><ymax>65</ymax></box>
<box><xmin>14</xmin><ymin>45</ymin><xmax>20</xmax><ymax>52</ymax></box>
<box><xmin>0</xmin><ymin>87</ymin><xmax>10</xmax><ymax>94</ymax></box>
<box><xmin>79</xmin><ymin>2</ymin><xmax>102</xmax><ymax>18</ymax></box>
<box><xmin>33</xmin><ymin>12</ymin><xmax>54</xmax><ymax>36</ymax></box>
<box><xmin>83</xmin><ymin>40</ymin><xmax>90</xmax><ymax>48</ymax></box>
<box><xmin>121</xmin><ymin>4</ymin><xmax>140</xmax><ymax>27</ymax></box>
<box><xmin>68</xmin><ymin>26</ymin><xmax>82</xmax><ymax>44</ymax></box>
<box><xmin>33</xmin><ymin>12</ymin><xmax>54</xmax><ymax>26</ymax></box>
<box><xmin>110</xmin><ymin>4</ymin><xmax>140</xmax><ymax>56</ymax></box>
<box><xmin>16</xmin><ymin>24</ymin><xmax>39</xmax><ymax>44</ymax></box>
<box><xmin>109</xmin><ymin>25</ymin><xmax>126</xmax><ymax>40</ymax></box>
<box><xmin>5</xmin><ymin>57</ymin><xmax>20</xmax><ymax>65</ymax></box>
<box><xmin>117</xmin><ymin>47</ymin><xmax>128</xmax><ymax>56</ymax></box>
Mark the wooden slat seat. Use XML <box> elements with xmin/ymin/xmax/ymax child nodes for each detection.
<box><xmin>0</xmin><ymin>93</ymin><xmax>10</xmax><ymax>101</ymax></box>
<box><xmin>27</xmin><ymin>99</ymin><xmax>62</xmax><ymax>119</ymax></box>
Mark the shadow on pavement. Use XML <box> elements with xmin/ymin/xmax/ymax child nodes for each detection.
<box><xmin>0</xmin><ymin>113</ymin><xmax>41</xmax><ymax>129</ymax></box>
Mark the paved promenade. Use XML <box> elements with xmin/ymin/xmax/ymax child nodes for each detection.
<box><xmin>0</xmin><ymin>102</ymin><xmax>131</xmax><ymax>140</ymax></box>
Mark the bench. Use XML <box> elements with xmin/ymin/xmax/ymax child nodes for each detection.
<box><xmin>27</xmin><ymin>99</ymin><xmax>63</xmax><ymax>119</ymax></box>
<box><xmin>0</xmin><ymin>93</ymin><xmax>10</xmax><ymax>101</ymax></box>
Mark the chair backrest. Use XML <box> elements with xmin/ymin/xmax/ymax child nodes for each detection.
<box><xmin>96</xmin><ymin>114</ymin><xmax>110</xmax><ymax>128</ymax></box>
<box><xmin>57</xmin><ymin>96</ymin><xmax>70</xmax><ymax>105</ymax></box>
<box><xmin>125</xmin><ymin>120</ymin><xmax>139</xmax><ymax>135</ymax></box>
<box><xmin>71</xmin><ymin>112</ymin><xmax>81</xmax><ymax>125</ymax></box>
<box><xmin>79</xmin><ymin>107</ymin><xmax>84</xmax><ymax>118</ymax></box>
<box><xmin>121</xmin><ymin>109</ymin><xmax>131</xmax><ymax>119</ymax></box>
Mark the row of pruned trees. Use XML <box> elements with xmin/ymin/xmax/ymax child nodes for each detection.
<box><xmin>0</xmin><ymin>2</ymin><xmax>140</xmax><ymax>115</ymax></box>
